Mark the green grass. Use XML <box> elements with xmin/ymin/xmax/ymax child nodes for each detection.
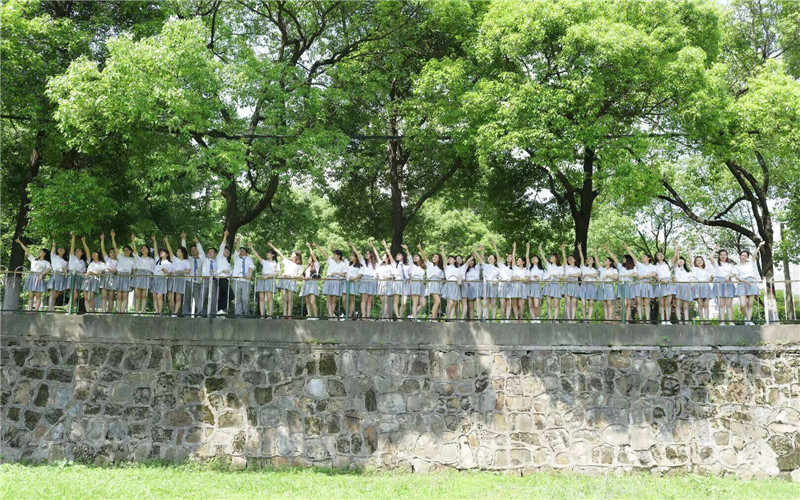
<box><xmin>1</xmin><ymin>463</ymin><xmax>798</xmax><ymax>499</ymax></box>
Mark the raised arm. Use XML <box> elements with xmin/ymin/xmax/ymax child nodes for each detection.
<box><xmin>349</xmin><ymin>241</ymin><xmax>363</xmax><ymax>262</ymax></box>
<box><xmin>670</xmin><ymin>242</ymin><xmax>679</xmax><ymax>265</ymax></box>
<box><xmin>110</xmin><ymin>230</ymin><xmax>120</xmax><ymax>255</ymax></box>
<box><xmin>381</xmin><ymin>239</ymin><xmax>392</xmax><ymax>260</ymax></box>
<box><xmin>306</xmin><ymin>242</ymin><xmax>318</xmax><ymax>263</ymax></box>
<box><xmin>50</xmin><ymin>232</ymin><xmax>57</xmax><ymax>256</ymax></box>
<box><xmin>525</xmin><ymin>243</ymin><xmax>531</xmax><ymax>268</ymax></box>
<box><xmin>152</xmin><ymin>235</ymin><xmax>158</xmax><ymax>260</ymax></box>
<box><xmin>754</xmin><ymin>241</ymin><xmax>765</xmax><ymax>262</ymax></box>
<box><xmin>417</xmin><ymin>243</ymin><xmax>428</xmax><ymax>263</ymax></box>
<box><xmin>369</xmin><ymin>241</ymin><xmax>382</xmax><ymax>263</ymax></box>
<box><xmin>313</xmin><ymin>242</ymin><xmax>329</xmax><ymax>261</ymax></box>
<box><xmin>604</xmin><ymin>244</ymin><xmax>618</xmax><ymax>265</ymax></box>
<box><xmin>100</xmin><ymin>233</ymin><xmax>108</xmax><ymax>259</ymax></box>
<box><xmin>164</xmin><ymin>236</ymin><xmax>174</xmax><ymax>259</ymax></box>
<box><xmin>592</xmin><ymin>246</ymin><xmax>601</xmax><ymax>267</ymax></box>
<box><xmin>538</xmin><ymin>244</ymin><xmax>547</xmax><ymax>266</ymax></box>
<box><xmin>219</xmin><ymin>228</ymin><xmax>229</xmax><ymax>254</ymax></box>
<box><xmin>561</xmin><ymin>243</ymin><xmax>567</xmax><ymax>268</ymax></box>
<box><xmin>81</xmin><ymin>236</ymin><xmax>91</xmax><ymax>259</ymax></box>
<box><xmin>192</xmin><ymin>236</ymin><xmax>204</xmax><ymax>257</ymax></box>
<box><xmin>130</xmin><ymin>233</ymin><xmax>137</xmax><ymax>255</ymax></box>
<box><xmin>621</xmin><ymin>243</ymin><xmax>638</xmax><ymax>265</ymax></box>
<box><xmin>474</xmin><ymin>245</ymin><xmax>485</xmax><ymax>265</ymax></box>
<box><xmin>15</xmin><ymin>238</ymin><xmax>30</xmax><ymax>257</ymax></box>
<box><xmin>249</xmin><ymin>242</ymin><xmax>263</xmax><ymax>263</ymax></box>
<box><xmin>686</xmin><ymin>249</ymin><xmax>694</xmax><ymax>270</ymax></box>
<box><xmin>512</xmin><ymin>242</ymin><xmax>517</xmax><ymax>264</ymax></box>
<box><xmin>268</xmin><ymin>241</ymin><xmax>286</xmax><ymax>261</ymax></box>
<box><xmin>577</xmin><ymin>242</ymin><xmax>585</xmax><ymax>267</ymax></box>
<box><xmin>69</xmin><ymin>231</ymin><xmax>76</xmax><ymax>257</ymax></box>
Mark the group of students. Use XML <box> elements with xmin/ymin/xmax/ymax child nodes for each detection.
<box><xmin>16</xmin><ymin>230</ymin><xmax>765</xmax><ymax>324</ymax></box>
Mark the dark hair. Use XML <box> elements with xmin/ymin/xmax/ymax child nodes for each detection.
<box><xmin>413</xmin><ymin>254</ymin><xmax>427</xmax><ymax>270</ymax></box>
<box><xmin>694</xmin><ymin>256</ymin><xmax>706</xmax><ymax>269</ymax></box>
<box><xmin>583</xmin><ymin>254</ymin><xmax>598</xmax><ymax>269</ymax></box>
<box><xmin>740</xmin><ymin>250</ymin><xmax>751</xmax><ymax>258</ymax></box>
<box><xmin>332</xmin><ymin>249</ymin><xmax>343</xmax><ymax>259</ymax></box>
<box><xmin>641</xmin><ymin>253</ymin><xmax>653</xmax><ymax>263</ymax></box>
<box><xmin>676</xmin><ymin>257</ymin><xmax>689</xmax><ymax>273</ymax></box>
<box><xmin>718</xmin><ymin>249</ymin><xmax>730</xmax><ymax>263</ymax></box>
<box><xmin>529</xmin><ymin>255</ymin><xmax>544</xmax><ymax>271</ymax></box>
<box><xmin>465</xmin><ymin>256</ymin><xmax>476</xmax><ymax>270</ymax></box>
<box><xmin>350</xmin><ymin>251</ymin><xmax>362</xmax><ymax>268</ymax></box>
<box><xmin>122</xmin><ymin>245</ymin><xmax>133</xmax><ymax>254</ymax></box>
<box><xmin>40</xmin><ymin>248</ymin><xmax>51</xmax><ymax>262</ymax></box>
<box><xmin>177</xmin><ymin>246</ymin><xmax>189</xmax><ymax>260</ymax></box>
<box><xmin>239</xmin><ymin>246</ymin><xmax>248</xmax><ymax>253</ymax></box>
<box><xmin>265</xmin><ymin>249</ymin><xmax>278</xmax><ymax>261</ymax></box>
<box><xmin>605</xmin><ymin>256</ymin><xmax>616</xmax><ymax>269</ymax></box>
<box><xmin>454</xmin><ymin>254</ymin><xmax>463</xmax><ymax>267</ymax></box>
<box><xmin>433</xmin><ymin>253</ymin><xmax>444</xmax><ymax>271</ymax></box>
<box><xmin>363</xmin><ymin>249</ymin><xmax>377</xmax><ymax>269</ymax></box>
<box><xmin>395</xmin><ymin>252</ymin><xmax>407</xmax><ymax>264</ymax></box>
<box><xmin>550</xmin><ymin>253</ymin><xmax>561</xmax><ymax>267</ymax></box>
<box><xmin>622</xmin><ymin>255</ymin><xmax>635</xmax><ymax>270</ymax></box>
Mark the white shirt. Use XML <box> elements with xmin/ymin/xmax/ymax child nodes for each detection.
<box><xmin>69</xmin><ymin>255</ymin><xmax>86</xmax><ymax>274</ymax></box>
<box><xmin>674</xmin><ymin>267</ymin><xmax>692</xmax><ymax>284</ymax></box>
<box><xmin>104</xmin><ymin>257</ymin><xmax>118</xmax><ymax>275</ymax></box>
<box><xmin>212</xmin><ymin>242</ymin><xmax>231</xmax><ymax>277</ymax></box>
<box><xmin>86</xmin><ymin>260</ymin><xmax>106</xmax><ymax>275</ymax></box>
<box><xmin>464</xmin><ymin>264</ymin><xmax>481</xmax><ymax>282</ymax></box>
<box><xmin>617</xmin><ymin>264</ymin><xmax>638</xmax><ymax>282</ymax></box>
<box><xmin>326</xmin><ymin>258</ymin><xmax>348</xmax><ymax>279</ymax></box>
<box><xmin>409</xmin><ymin>263</ymin><xmax>426</xmax><ymax>280</ymax></box>
<box><xmin>655</xmin><ymin>262</ymin><xmax>672</xmax><ymax>282</ymax></box>
<box><xmin>425</xmin><ymin>262</ymin><xmax>444</xmax><ymax>280</ymax></box>
<box><xmin>117</xmin><ymin>255</ymin><xmax>134</xmax><ymax>274</ymax></box>
<box><xmin>636</xmin><ymin>262</ymin><xmax>657</xmax><ymax>281</ymax></box>
<box><xmin>51</xmin><ymin>254</ymin><xmax>68</xmax><ymax>273</ymax></box>
<box><xmin>171</xmin><ymin>258</ymin><xmax>190</xmax><ymax>276</ymax></box>
<box><xmin>483</xmin><ymin>263</ymin><xmax>500</xmax><ymax>282</ymax></box>
<box><xmin>360</xmin><ymin>261</ymin><xmax>377</xmax><ymax>278</ymax></box>
<box><xmin>345</xmin><ymin>263</ymin><xmax>362</xmax><ymax>281</ymax></box>
<box><xmin>498</xmin><ymin>263</ymin><xmax>513</xmax><ymax>282</ymax></box>
<box><xmin>303</xmin><ymin>261</ymin><xmax>320</xmax><ymax>278</ymax></box>
<box><xmin>444</xmin><ymin>264</ymin><xmax>463</xmax><ymax>282</ymax></box>
<box><xmin>259</xmin><ymin>259</ymin><xmax>279</xmax><ymax>278</ymax></box>
<box><xmin>530</xmin><ymin>266</ymin><xmax>545</xmax><ymax>282</ymax></box>
<box><xmin>281</xmin><ymin>258</ymin><xmax>302</xmax><ymax>279</ymax></box>
<box><xmin>511</xmin><ymin>266</ymin><xmax>528</xmax><ymax>282</ymax></box>
<box><xmin>735</xmin><ymin>261</ymin><xmax>758</xmax><ymax>281</ymax></box>
<box><xmin>580</xmin><ymin>265</ymin><xmax>598</xmax><ymax>282</ymax></box>
<box><xmin>712</xmin><ymin>260</ymin><xmax>735</xmax><ymax>279</ymax></box>
<box><xmin>691</xmin><ymin>267</ymin><xmax>712</xmax><ymax>282</ymax></box>
<box><xmin>153</xmin><ymin>258</ymin><xmax>172</xmax><ymax>277</ymax></box>
<box><xmin>391</xmin><ymin>262</ymin><xmax>409</xmax><ymax>281</ymax></box>
<box><xmin>134</xmin><ymin>254</ymin><xmax>155</xmax><ymax>273</ymax></box>
<box><xmin>545</xmin><ymin>263</ymin><xmax>564</xmax><ymax>281</ymax></box>
<box><xmin>564</xmin><ymin>264</ymin><xmax>581</xmax><ymax>280</ymax></box>
<box><xmin>28</xmin><ymin>256</ymin><xmax>51</xmax><ymax>274</ymax></box>
<box><xmin>182</xmin><ymin>239</ymin><xmax>207</xmax><ymax>282</ymax></box>
<box><xmin>599</xmin><ymin>267</ymin><xmax>618</xmax><ymax>282</ymax></box>
<box><xmin>376</xmin><ymin>263</ymin><xmax>394</xmax><ymax>281</ymax></box>
<box><xmin>232</xmin><ymin>254</ymin><xmax>255</xmax><ymax>279</ymax></box>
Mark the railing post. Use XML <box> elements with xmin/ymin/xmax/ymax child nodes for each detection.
<box><xmin>68</xmin><ymin>272</ymin><xmax>75</xmax><ymax>315</ymax></box>
<box><xmin>345</xmin><ymin>280</ymin><xmax>350</xmax><ymax>321</ymax></box>
<box><xmin>621</xmin><ymin>283</ymin><xmax>626</xmax><ymax>325</ymax></box>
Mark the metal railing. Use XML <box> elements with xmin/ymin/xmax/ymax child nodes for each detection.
<box><xmin>1</xmin><ymin>269</ymin><xmax>797</xmax><ymax>325</ymax></box>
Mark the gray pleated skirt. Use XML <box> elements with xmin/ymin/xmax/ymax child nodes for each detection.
<box><xmin>442</xmin><ymin>282</ymin><xmax>461</xmax><ymax>301</ymax></box>
<box><xmin>150</xmin><ymin>276</ymin><xmax>169</xmax><ymax>294</ymax></box>
<box><xmin>24</xmin><ymin>273</ymin><xmax>48</xmax><ymax>293</ymax></box>
<box><xmin>341</xmin><ymin>281</ymin><xmax>359</xmax><ymax>296</ymax></box>
<box><xmin>694</xmin><ymin>283</ymin><xmax>713</xmax><ymax>299</ymax></box>
<box><xmin>564</xmin><ymin>281</ymin><xmax>581</xmax><ymax>297</ymax></box>
<box><xmin>426</xmin><ymin>280</ymin><xmax>442</xmax><ymax>296</ymax></box>
<box><xmin>580</xmin><ymin>283</ymin><xmax>598</xmax><ymax>300</ymax></box>
<box><xmin>47</xmin><ymin>273</ymin><xmax>69</xmax><ymax>292</ymax></box>
<box><xmin>737</xmin><ymin>281</ymin><xmax>759</xmax><ymax>297</ymax></box>
<box><xmin>462</xmin><ymin>282</ymin><xmax>481</xmax><ymax>300</ymax></box>
<box><xmin>528</xmin><ymin>283</ymin><xmax>542</xmax><ymax>299</ymax></box>
<box><xmin>131</xmin><ymin>270</ymin><xmax>152</xmax><ymax>290</ymax></box>
<box><xmin>100</xmin><ymin>275</ymin><xmax>115</xmax><ymax>290</ymax></box>
<box><xmin>498</xmin><ymin>282</ymin><xmax>511</xmax><ymax>299</ymax></box>
<box><xmin>278</xmin><ymin>279</ymin><xmax>298</xmax><ymax>293</ymax></box>
<box><xmin>543</xmin><ymin>282</ymin><xmax>564</xmax><ymax>298</ymax></box>
<box><xmin>407</xmin><ymin>280</ymin><xmax>426</xmax><ymax>297</ymax></box>
<box><xmin>656</xmin><ymin>283</ymin><xmax>676</xmax><ymax>297</ymax></box>
<box><xmin>255</xmin><ymin>277</ymin><xmax>276</xmax><ymax>293</ymax></box>
<box><xmin>389</xmin><ymin>280</ymin><xmax>405</xmax><ymax>296</ymax></box>
<box><xmin>597</xmin><ymin>283</ymin><xmax>616</xmax><ymax>301</ymax></box>
<box><xmin>617</xmin><ymin>283</ymin><xmax>635</xmax><ymax>299</ymax></box>
<box><xmin>299</xmin><ymin>280</ymin><xmax>317</xmax><ymax>296</ymax></box>
<box><xmin>377</xmin><ymin>280</ymin><xmax>391</xmax><ymax>296</ymax></box>
<box><xmin>114</xmin><ymin>274</ymin><xmax>132</xmax><ymax>292</ymax></box>
<box><xmin>82</xmin><ymin>275</ymin><xmax>101</xmax><ymax>293</ymax></box>
<box><xmin>507</xmin><ymin>281</ymin><xmax>527</xmax><ymax>299</ymax></box>
<box><xmin>483</xmin><ymin>282</ymin><xmax>500</xmax><ymax>299</ymax></box>
<box><xmin>713</xmin><ymin>277</ymin><xmax>736</xmax><ymax>298</ymax></box>
<box><xmin>169</xmin><ymin>276</ymin><xmax>188</xmax><ymax>294</ymax></box>
<box><xmin>634</xmin><ymin>282</ymin><xmax>656</xmax><ymax>298</ymax></box>
<box><xmin>674</xmin><ymin>284</ymin><xmax>694</xmax><ymax>302</ymax></box>
<box><xmin>66</xmin><ymin>274</ymin><xmax>84</xmax><ymax>291</ymax></box>
<box><xmin>359</xmin><ymin>276</ymin><xmax>378</xmax><ymax>295</ymax></box>
<box><xmin>322</xmin><ymin>279</ymin><xmax>344</xmax><ymax>296</ymax></box>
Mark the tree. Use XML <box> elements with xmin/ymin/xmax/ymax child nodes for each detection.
<box><xmin>460</xmin><ymin>0</ymin><xmax>720</xmax><ymax>254</ymax></box>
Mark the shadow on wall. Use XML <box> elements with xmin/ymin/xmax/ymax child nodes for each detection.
<box><xmin>1</xmin><ymin>318</ymin><xmax>799</xmax><ymax>480</ymax></box>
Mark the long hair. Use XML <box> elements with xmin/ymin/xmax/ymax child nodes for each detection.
<box><xmin>349</xmin><ymin>251</ymin><xmax>362</xmax><ymax>268</ymax></box>
<box><xmin>432</xmin><ymin>253</ymin><xmax>444</xmax><ymax>271</ymax></box>
<box><xmin>363</xmin><ymin>249</ymin><xmax>377</xmax><ymax>269</ymax></box>
<box><xmin>718</xmin><ymin>249</ymin><xmax>731</xmax><ymax>264</ymax></box>
<box><xmin>622</xmin><ymin>255</ymin><xmax>635</xmax><ymax>270</ymax></box>
<box><xmin>550</xmin><ymin>253</ymin><xmax>561</xmax><ymax>267</ymax></box>
<box><xmin>177</xmin><ymin>246</ymin><xmax>189</xmax><ymax>260</ymax></box>
<box><xmin>40</xmin><ymin>248</ymin><xmax>51</xmax><ymax>262</ymax></box>
<box><xmin>530</xmin><ymin>255</ymin><xmax>544</xmax><ymax>271</ymax></box>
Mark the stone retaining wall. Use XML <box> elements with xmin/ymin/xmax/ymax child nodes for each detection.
<box><xmin>1</xmin><ymin>315</ymin><xmax>799</xmax><ymax>480</ymax></box>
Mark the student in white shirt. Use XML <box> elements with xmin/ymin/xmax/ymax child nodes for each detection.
<box><xmin>461</xmin><ymin>253</ymin><xmax>482</xmax><ymax>321</ymax></box>
<box><xmin>419</xmin><ymin>244</ymin><xmax>444</xmax><ymax>321</ymax></box>
<box><xmin>597</xmin><ymin>252</ymin><xmax>619</xmax><ymax>322</ymax></box>
<box><xmin>735</xmin><ymin>243</ymin><xmax>763</xmax><ymax>325</ymax></box>
<box><xmin>562</xmin><ymin>246</ymin><xmax>582</xmax><ymax>322</ymax></box>
<box><xmin>495</xmin><ymin>243</ymin><xmax>515</xmax><ymax>321</ymax></box>
<box><xmin>689</xmin><ymin>253</ymin><xmax>713</xmax><ymax>323</ymax></box>
<box><xmin>182</xmin><ymin>232</ymin><xmax>208</xmax><ymax>317</ymax></box>
<box><xmin>300</xmin><ymin>243</ymin><xmax>321</xmax><ymax>319</ymax></box>
<box><xmin>371</xmin><ymin>242</ymin><xmax>394</xmax><ymax>320</ymax></box>
<box><xmin>539</xmin><ymin>244</ymin><xmax>564</xmax><ymax>321</ymax></box>
<box><xmin>508</xmin><ymin>245</ymin><xmax>529</xmax><ymax>322</ymax></box>
<box><xmin>383</xmin><ymin>239</ymin><xmax>409</xmax><ymax>320</ymax></box>
<box><xmin>67</xmin><ymin>232</ymin><xmax>87</xmax><ymax>311</ymax></box>
<box><xmin>622</xmin><ymin>243</ymin><xmax>656</xmax><ymax>323</ymax></box>
<box><xmin>81</xmin><ymin>236</ymin><xmax>106</xmax><ymax>313</ymax></box>
<box><xmin>215</xmin><ymin>236</ymin><xmax>233</xmax><ymax>316</ymax></box>
<box><xmin>131</xmin><ymin>233</ymin><xmax>155</xmax><ymax>314</ymax></box>
<box><xmin>477</xmin><ymin>245</ymin><xmax>499</xmax><ymax>321</ymax></box>
<box><xmin>578</xmin><ymin>243</ymin><xmax>598</xmax><ymax>322</ymax></box>
<box><xmin>110</xmin><ymin>230</ymin><xmax>134</xmax><ymax>313</ymax></box>
<box><xmin>47</xmin><ymin>234</ymin><xmax>69</xmax><ymax>311</ymax></box>
<box><xmin>527</xmin><ymin>250</ymin><xmax>545</xmax><ymax>323</ymax></box>
<box><xmin>151</xmin><ymin>237</ymin><xmax>172</xmax><ymax>315</ymax></box>
<box><xmin>671</xmin><ymin>244</ymin><xmax>694</xmax><ymax>324</ymax></box>
<box><xmin>270</xmin><ymin>242</ymin><xmax>302</xmax><ymax>319</ymax></box>
<box><xmin>710</xmin><ymin>249</ymin><xmax>737</xmax><ymax>325</ymax></box>
<box><xmin>99</xmin><ymin>233</ymin><xmax>118</xmax><ymax>313</ymax></box>
<box><xmin>441</xmin><ymin>244</ymin><xmax>464</xmax><ymax>320</ymax></box>
<box><xmin>353</xmin><ymin>242</ymin><xmax>378</xmax><ymax>320</ymax></box>
<box><xmin>315</xmin><ymin>243</ymin><xmax>348</xmax><ymax>320</ymax></box>
<box><xmin>399</xmin><ymin>246</ymin><xmax>425</xmax><ymax>321</ymax></box>
<box><xmin>250</xmin><ymin>242</ymin><xmax>279</xmax><ymax>318</ymax></box>
<box><xmin>164</xmin><ymin>236</ymin><xmax>191</xmax><ymax>316</ymax></box>
<box><xmin>15</xmin><ymin>238</ymin><xmax>51</xmax><ymax>311</ymax></box>
<box><xmin>229</xmin><ymin>234</ymin><xmax>254</xmax><ymax>317</ymax></box>
<box><xmin>654</xmin><ymin>249</ymin><xmax>677</xmax><ymax>325</ymax></box>
<box><xmin>342</xmin><ymin>248</ymin><xmax>363</xmax><ymax>320</ymax></box>
<box><xmin>605</xmin><ymin>246</ymin><xmax>638</xmax><ymax>323</ymax></box>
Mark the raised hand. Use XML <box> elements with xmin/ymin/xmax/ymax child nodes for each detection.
<box><xmin>100</xmin><ymin>233</ymin><xmax>105</xmax><ymax>241</ymax></box>
<box><xmin>193</xmin><ymin>236</ymin><xmax>198</xmax><ymax>243</ymax></box>
<box><xmin>163</xmin><ymin>236</ymin><xmax>168</xmax><ymax>244</ymax></box>
<box><xmin>180</xmin><ymin>231</ymin><xmax>186</xmax><ymax>240</ymax></box>
<box><xmin>81</xmin><ymin>236</ymin><xmax>86</xmax><ymax>243</ymax></box>
<box><xmin>69</xmin><ymin>231</ymin><xmax>74</xmax><ymax>237</ymax></box>
<box><xmin>110</xmin><ymin>229</ymin><xmax>115</xmax><ymax>238</ymax></box>
<box><xmin>560</xmin><ymin>242</ymin><xmax>566</xmax><ymax>250</ymax></box>
<box><xmin>151</xmin><ymin>234</ymin><xmax>156</xmax><ymax>242</ymax></box>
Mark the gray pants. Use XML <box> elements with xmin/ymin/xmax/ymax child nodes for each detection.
<box><xmin>183</xmin><ymin>280</ymin><xmax>206</xmax><ymax>317</ymax></box>
<box><xmin>233</xmin><ymin>280</ymin><xmax>250</xmax><ymax>316</ymax></box>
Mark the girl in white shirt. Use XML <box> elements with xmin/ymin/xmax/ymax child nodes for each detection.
<box><xmin>654</xmin><ymin>250</ymin><xmax>676</xmax><ymax>325</ymax></box>
<box><xmin>250</xmin><ymin>243</ymin><xmax>279</xmax><ymax>318</ymax></box>
<box><xmin>402</xmin><ymin>244</ymin><xmax>427</xmax><ymax>321</ymax></box>
<box><xmin>131</xmin><ymin>233</ymin><xmax>155</xmax><ymax>314</ymax></box>
<box><xmin>606</xmin><ymin>246</ymin><xmax>638</xmax><ymax>322</ymax></box>
<box><xmin>47</xmin><ymin>234</ymin><xmax>69</xmax><ymax>311</ymax></box>
<box><xmin>735</xmin><ymin>244</ymin><xmax>763</xmax><ymax>324</ymax></box>
<box><xmin>539</xmin><ymin>244</ymin><xmax>565</xmax><ymax>321</ymax></box>
<box><xmin>494</xmin><ymin>242</ymin><xmax>514</xmax><ymax>321</ymax></box>
<box><xmin>164</xmin><ymin>237</ymin><xmax>190</xmax><ymax>316</ymax></box>
<box><xmin>270</xmin><ymin>243</ymin><xmax>303</xmax><ymax>319</ymax></box>
<box><xmin>81</xmin><ymin>237</ymin><xmax>106</xmax><ymax>313</ymax></box>
<box><xmin>671</xmin><ymin>246</ymin><xmax>693</xmax><ymax>324</ymax></box>
<box><xmin>578</xmin><ymin>244</ymin><xmax>598</xmax><ymax>322</ymax></box>
<box><xmin>478</xmin><ymin>246</ymin><xmax>500</xmax><ymax>321</ymax></box>
<box><xmin>299</xmin><ymin>244</ymin><xmax>321</xmax><ymax>319</ymax></box>
<box><xmin>597</xmin><ymin>254</ymin><xmax>619</xmax><ymax>322</ymax></box>
<box><xmin>562</xmin><ymin>247</ymin><xmax>581</xmax><ymax>322</ymax></box>
<box><xmin>315</xmin><ymin>244</ymin><xmax>348</xmax><ymax>320</ymax></box>
<box><xmin>99</xmin><ymin>234</ymin><xmax>118</xmax><ymax>313</ymax></box>
<box><xmin>382</xmin><ymin>240</ymin><xmax>409</xmax><ymax>320</ymax></box>
<box><xmin>622</xmin><ymin>243</ymin><xmax>656</xmax><ymax>323</ymax></box>
<box><xmin>690</xmin><ymin>254</ymin><xmax>713</xmax><ymax>323</ymax></box>
<box><xmin>710</xmin><ymin>249</ymin><xmax>736</xmax><ymax>324</ymax></box>
<box><xmin>342</xmin><ymin>248</ymin><xmax>362</xmax><ymax>320</ymax></box>
<box><xmin>528</xmin><ymin>252</ymin><xmax>545</xmax><ymax>323</ymax></box>
<box><xmin>420</xmin><ymin>244</ymin><xmax>444</xmax><ymax>320</ymax></box>
<box><xmin>461</xmin><ymin>253</ymin><xmax>482</xmax><ymax>321</ymax></box>
<box><xmin>151</xmin><ymin>238</ymin><xmax>172</xmax><ymax>315</ymax></box>
<box><xmin>16</xmin><ymin>239</ymin><xmax>51</xmax><ymax>311</ymax></box>
<box><xmin>372</xmin><ymin>242</ymin><xmax>394</xmax><ymax>320</ymax></box>
<box><xmin>110</xmin><ymin>230</ymin><xmax>134</xmax><ymax>313</ymax></box>
<box><xmin>442</xmin><ymin>248</ymin><xmax>463</xmax><ymax>320</ymax></box>
<box><xmin>354</xmin><ymin>243</ymin><xmax>378</xmax><ymax>320</ymax></box>
<box><xmin>509</xmin><ymin>248</ymin><xmax>529</xmax><ymax>322</ymax></box>
<box><xmin>66</xmin><ymin>232</ymin><xmax>87</xmax><ymax>310</ymax></box>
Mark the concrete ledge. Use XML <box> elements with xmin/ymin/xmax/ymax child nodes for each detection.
<box><xmin>2</xmin><ymin>313</ymin><xmax>799</xmax><ymax>348</ymax></box>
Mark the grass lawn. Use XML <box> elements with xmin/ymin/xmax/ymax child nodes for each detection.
<box><xmin>1</xmin><ymin>463</ymin><xmax>798</xmax><ymax>499</ymax></box>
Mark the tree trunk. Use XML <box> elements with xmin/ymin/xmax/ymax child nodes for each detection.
<box><xmin>760</xmin><ymin>243</ymin><xmax>779</xmax><ymax>323</ymax></box>
<box><xmin>4</xmin><ymin>130</ymin><xmax>45</xmax><ymax>311</ymax></box>
<box><xmin>570</xmin><ymin>147</ymin><xmax>596</xmax><ymax>257</ymax></box>
<box><xmin>780</xmin><ymin>224</ymin><xmax>796</xmax><ymax>321</ymax></box>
